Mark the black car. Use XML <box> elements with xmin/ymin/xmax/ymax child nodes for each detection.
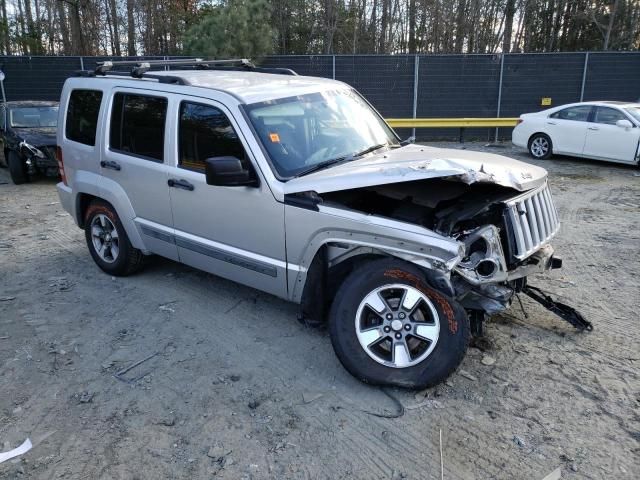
<box><xmin>0</xmin><ymin>100</ymin><xmax>59</xmax><ymax>184</ymax></box>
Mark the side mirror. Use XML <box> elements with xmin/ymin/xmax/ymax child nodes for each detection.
<box><xmin>616</xmin><ymin>119</ymin><xmax>633</xmax><ymax>129</ymax></box>
<box><xmin>205</xmin><ymin>156</ymin><xmax>259</xmax><ymax>187</ymax></box>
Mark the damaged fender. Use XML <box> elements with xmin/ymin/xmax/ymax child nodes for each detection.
<box><xmin>286</xmin><ymin>203</ymin><xmax>464</xmax><ymax>303</ymax></box>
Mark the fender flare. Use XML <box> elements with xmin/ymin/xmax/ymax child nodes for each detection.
<box><xmin>289</xmin><ymin>228</ymin><xmax>461</xmax><ymax>303</ymax></box>
<box><xmin>72</xmin><ymin>172</ymin><xmax>148</xmax><ymax>252</ymax></box>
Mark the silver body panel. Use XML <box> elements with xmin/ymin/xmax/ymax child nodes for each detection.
<box><xmin>57</xmin><ymin>73</ymin><xmax>558</xmax><ymax>307</ymax></box>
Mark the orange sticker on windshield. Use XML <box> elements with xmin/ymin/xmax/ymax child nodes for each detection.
<box><xmin>269</xmin><ymin>133</ymin><xmax>280</xmax><ymax>143</ymax></box>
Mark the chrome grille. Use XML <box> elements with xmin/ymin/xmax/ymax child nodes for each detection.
<box><xmin>40</xmin><ymin>146</ymin><xmax>57</xmax><ymax>161</ymax></box>
<box><xmin>505</xmin><ymin>182</ymin><xmax>559</xmax><ymax>260</ymax></box>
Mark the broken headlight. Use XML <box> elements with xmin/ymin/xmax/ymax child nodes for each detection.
<box><xmin>19</xmin><ymin>140</ymin><xmax>45</xmax><ymax>158</ymax></box>
<box><xmin>454</xmin><ymin>225</ymin><xmax>508</xmax><ymax>285</ymax></box>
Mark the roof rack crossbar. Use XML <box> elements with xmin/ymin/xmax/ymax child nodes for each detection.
<box><xmin>74</xmin><ymin>70</ymin><xmax>190</xmax><ymax>85</ymax></box>
<box><xmin>95</xmin><ymin>58</ymin><xmax>255</xmax><ymax>75</ymax></box>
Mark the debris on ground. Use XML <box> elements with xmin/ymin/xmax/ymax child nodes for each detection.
<box><xmin>481</xmin><ymin>355</ymin><xmax>496</xmax><ymax>366</ymax></box>
<box><xmin>302</xmin><ymin>392</ymin><xmax>323</xmax><ymax>404</ymax></box>
<box><xmin>0</xmin><ymin>438</ymin><xmax>32</xmax><ymax>464</ymax></box>
<box><xmin>541</xmin><ymin>467</ymin><xmax>562</xmax><ymax>480</ymax></box>
<box><xmin>458</xmin><ymin>370</ymin><xmax>478</xmax><ymax>381</ymax></box>
<box><xmin>513</xmin><ymin>435</ymin><xmax>527</xmax><ymax>448</ymax></box>
<box><xmin>73</xmin><ymin>391</ymin><xmax>95</xmax><ymax>404</ymax></box>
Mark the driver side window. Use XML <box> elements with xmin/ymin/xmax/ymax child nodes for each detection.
<box><xmin>178</xmin><ymin>101</ymin><xmax>246</xmax><ymax>172</ymax></box>
<box><xmin>593</xmin><ymin>107</ymin><xmax>627</xmax><ymax>126</ymax></box>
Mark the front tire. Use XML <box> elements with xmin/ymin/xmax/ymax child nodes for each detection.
<box><xmin>8</xmin><ymin>151</ymin><xmax>28</xmax><ymax>184</ymax></box>
<box><xmin>528</xmin><ymin>133</ymin><xmax>553</xmax><ymax>160</ymax></box>
<box><xmin>84</xmin><ymin>200</ymin><xmax>144</xmax><ymax>276</ymax></box>
<box><xmin>329</xmin><ymin>259</ymin><xmax>470</xmax><ymax>389</ymax></box>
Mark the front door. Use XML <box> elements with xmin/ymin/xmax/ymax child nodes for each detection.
<box><xmin>166</xmin><ymin>98</ymin><xmax>287</xmax><ymax>298</ymax></box>
<box><xmin>583</xmin><ymin>106</ymin><xmax>640</xmax><ymax>164</ymax></box>
<box><xmin>100</xmin><ymin>89</ymin><xmax>178</xmax><ymax>260</ymax></box>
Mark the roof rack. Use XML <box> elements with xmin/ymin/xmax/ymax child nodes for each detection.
<box><xmin>79</xmin><ymin>58</ymin><xmax>297</xmax><ymax>79</ymax></box>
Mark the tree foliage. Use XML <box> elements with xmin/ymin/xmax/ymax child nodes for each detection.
<box><xmin>183</xmin><ymin>0</ymin><xmax>273</xmax><ymax>58</ymax></box>
<box><xmin>0</xmin><ymin>0</ymin><xmax>637</xmax><ymax>56</ymax></box>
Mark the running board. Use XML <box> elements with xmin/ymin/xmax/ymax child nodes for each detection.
<box><xmin>522</xmin><ymin>285</ymin><xmax>593</xmax><ymax>332</ymax></box>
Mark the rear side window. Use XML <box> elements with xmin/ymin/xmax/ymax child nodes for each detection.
<box><xmin>178</xmin><ymin>102</ymin><xmax>245</xmax><ymax>172</ymax></box>
<box><xmin>110</xmin><ymin>93</ymin><xmax>167</xmax><ymax>162</ymax></box>
<box><xmin>66</xmin><ymin>89</ymin><xmax>103</xmax><ymax>146</ymax></box>
<box><xmin>549</xmin><ymin>106</ymin><xmax>591</xmax><ymax>122</ymax></box>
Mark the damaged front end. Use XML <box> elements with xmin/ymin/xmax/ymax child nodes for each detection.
<box><xmin>440</xmin><ymin>180</ymin><xmax>590</xmax><ymax>331</ymax></box>
<box><xmin>285</xmin><ymin>144</ymin><xmax>591</xmax><ymax>332</ymax></box>
<box><xmin>293</xmin><ymin>161</ymin><xmax>590</xmax><ymax>332</ymax></box>
<box><xmin>449</xmin><ymin>181</ymin><xmax>561</xmax><ymax>314</ymax></box>
<box><xmin>19</xmin><ymin>140</ymin><xmax>58</xmax><ymax>177</ymax></box>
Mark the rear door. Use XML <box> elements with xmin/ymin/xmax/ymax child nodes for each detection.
<box><xmin>546</xmin><ymin>105</ymin><xmax>592</xmax><ymax>155</ymax></box>
<box><xmin>100</xmin><ymin>89</ymin><xmax>178</xmax><ymax>260</ymax></box>
<box><xmin>583</xmin><ymin>106</ymin><xmax>640</xmax><ymax>164</ymax></box>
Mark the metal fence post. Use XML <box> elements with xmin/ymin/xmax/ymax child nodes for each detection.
<box><xmin>79</xmin><ymin>56</ymin><xmax>84</xmax><ymax>70</ymax></box>
<box><xmin>494</xmin><ymin>53</ymin><xmax>505</xmax><ymax>143</ymax></box>
<box><xmin>412</xmin><ymin>55</ymin><xmax>419</xmax><ymax>139</ymax></box>
<box><xmin>332</xmin><ymin>55</ymin><xmax>336</xmax><ymax>80</ymax></box>
<box><xmin>580</xmin><ymin>52</ymin><xmax>589</xmax><ymax>102</ymax></box>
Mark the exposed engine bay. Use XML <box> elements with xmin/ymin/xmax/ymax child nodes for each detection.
<box><xmin>314</xmin><ymin>177</ymin><xmax>566</xmax><ymax>318</ymax></box>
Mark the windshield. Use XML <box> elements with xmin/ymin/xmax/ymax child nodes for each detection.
<box><xmin>625</xmin><ymin>107</ymin><xmax>640</xmax><ymax>123</ymax></box>
<box><xmin>9</xmin><ymin>106</ymin><xmax>58</xmax><ymax>128</ymax></box>
<box><xmin>245</xmin><ymin>89</ymin><xmax>398</xmax><ymax>178</ymax></box>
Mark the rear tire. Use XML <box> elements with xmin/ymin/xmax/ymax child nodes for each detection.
<box><xmin>328</xmin><ymin>258</ymin><xmax>470</xmax><ymax>389</ymax></box>
<box><xmin>8</xmin><ymin>151</ymin><xmax>28</xmax><ymax>184</ymax></box>
<box><xmin>84</xmin><ymin>200</ymin><xmax>144</xmax><ymax>276</ymax></box>
<box><xmin>528</xmin><ymin>133</ymin><xmax>553</xmax><ymax>160</ymax></box>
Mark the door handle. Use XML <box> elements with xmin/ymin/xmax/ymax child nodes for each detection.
<box><xmin>546</xmin><ymin>121</ymin><xmax>557</xmax><ymax>125</ymax></box>
<box><xmin>588</xmin><ymin>126</ymin><xmax>599</xmax><ymax>131</ymax></box>
<box><xmin>168</xmin><ymin>178</ymin><xmax>194</xmax><ymax>191</ymax></box>
<box><xmin>100</xmin><ymin>160</ymin><xmax>121</xmax><ymax>171</ymax></box>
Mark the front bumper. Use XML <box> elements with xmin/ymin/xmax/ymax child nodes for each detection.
<box><xmin>506</xmin><ymin>244</ymin><xmax>559</xmax><ymax>281</ymax></box>
<box><xmin>454</xmin><ymin>244</ymin><xmax>561</xmax><ymax>314</ymax></box>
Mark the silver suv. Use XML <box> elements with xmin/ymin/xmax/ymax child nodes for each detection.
<box><xmin>56</xmin><ymin>59</ymin><xmax>570</xmax><ymax>389</ymax></box>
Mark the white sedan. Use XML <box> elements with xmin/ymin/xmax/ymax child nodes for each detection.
<box><xmin>512</xmin><ymin>101</ymin><xmax>640</xmax><ymax>165</ymax></box>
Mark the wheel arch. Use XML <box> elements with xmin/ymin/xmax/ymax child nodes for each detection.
<box><xmin>75</xmin><ymin>190</ymin><xmax>147</xmax><ymax>252</ymax></box>
<box><xmin>528</xmin><ymin>131</ymin><xmax>553</xmax><ymax>148</ymax></box>
<box><xmin>298</xmin><ymin>242</ymin><xmax>456</xmax><ymax>326</ymax></box>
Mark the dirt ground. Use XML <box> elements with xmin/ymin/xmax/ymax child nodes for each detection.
<box><xmin>1</xmin><ymin>142</ymin><xmax>639</xmax><ymax>480</ymax></box>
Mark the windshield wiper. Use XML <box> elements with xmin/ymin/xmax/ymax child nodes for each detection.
<box><xmin>293</xmin><ymin>143</ymin><xmax>388</xmax><ymax>178</ymax></box>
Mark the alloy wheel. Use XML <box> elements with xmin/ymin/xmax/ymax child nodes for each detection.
<box><xmin>530</xmin><ymin>137</ymin><xmax>549</xmax><ymax>158</ymax></box>
<box><xmin>90</xmin><ymin>214</ymin><xmax>120</xmax><ymax>263</ymax></box>
<box><xmin>355</xmin><ymin>284</ymin><xmax>440</xmax><ymax>368</ymax></box>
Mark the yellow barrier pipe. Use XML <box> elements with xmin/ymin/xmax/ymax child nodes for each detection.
<box><xmin>386</xmin><ymin>118</ymin><xmax>519</xmax><ymax>128</ymax></box>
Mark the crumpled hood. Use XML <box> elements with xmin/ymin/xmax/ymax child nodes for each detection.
<box><xmin>283</xmin><ymin>144</ymin><xmax>548</xmax><ymax>194</ymax></box>
<box><xmin>12</xmin><ymin>127</ymin><xmax>56</xmax><ymax>147</ymax></box>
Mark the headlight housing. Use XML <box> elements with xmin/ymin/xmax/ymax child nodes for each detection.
<box><xmin>454</xmin><ymin>225</ymin><xmax>508</xmax><ymax>285</ymax></box>
<box><xmin>19</xmin><ymin>140</ymin><xmax>45</xmax><ymax>158</ymax></box>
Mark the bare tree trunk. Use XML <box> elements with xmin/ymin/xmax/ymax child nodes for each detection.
<box><xmin>454</xmin><ymin>0</ymin><xmax>466</xmax><ymax>53</ymax></box>
<box><xmin>56</xmin><ymin>0</ymin><xmax>71</xmax><ymax>54</ymax></box>
<box><xmin>408</xmin><ymin>0</ymin><xmax>416</xmax><ymax>53</ymax></box>
<box><xmin>68</xmin><ymin>1</ymin><xmax>84</xmax><ymax>55</ymax></box>
<box><xmin>502</xmin><ymin>0</ymin><xmax>516</xmax><ymax>52</ymax></box>
<box><xmin>109</xmin><ymin>0</ymin><xmax>121</xmax><ymax>55</ymax></box>
<box><xmin>604</xmin><ymin>0</ymin><xmax>619</xmax><ymax>50</ymax></box>
<box><xmin>126</xmin><ymin>0</ymin><xmax>136</xmax><ymax>55</ymax></box>
<box><xmin>0</xmin><ymin>0</ymin><xmax>10</xmax><ymax>54</ymax></box>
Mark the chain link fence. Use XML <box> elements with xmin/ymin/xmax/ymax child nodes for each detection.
<box><xmin>1</xmin><ymin>53</ymin><xmax>638</xmax><ymax>140</ymax></box>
